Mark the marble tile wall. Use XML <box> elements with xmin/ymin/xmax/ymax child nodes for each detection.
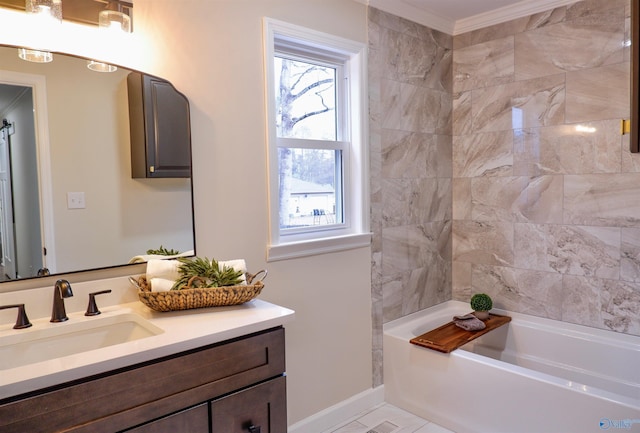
<box><xmin>368</xmin><ymin>0</ymin><xmax>640</xmax><ymax>386</ymax></box>
<box><xmin>368</xmin><ymin>7</ymin><xmax>453</xmax><ymax>387</ymax></box>
<box><xmin>368</xmin><ymin>0</ymin><xmax>639</xmax><ymax>388</ymax></box>
<box><xmin>452</xmin><ymin>0</ymin><xmax>640</xmax><ymax>337</ymax></box>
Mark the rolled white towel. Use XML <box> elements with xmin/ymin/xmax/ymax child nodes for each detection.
<box><xmin>146</xmin><ymin>259</ymin><xmax>181</xmax><ymax>281</ymax></box>
<box><xmin>150</xmin><ymin>277</ymin><xmax>174</xmax><ymax>292</ymax></box>
<box><xmin>130</xmin><ymin>254</ymin><xmax>172</xmax><ymax>264</ymax></box>
<box><xmin>129</xmin><ymin>250</ymin><xmax>195</xmax><ymax>264</ymax></box>
<box><xmin>219</xmin><ymin>259</ymin><xmax>247</xmax><ymax>285</ymax></box>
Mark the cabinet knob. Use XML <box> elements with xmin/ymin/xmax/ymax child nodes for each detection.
<box><xmin>246</xmin><ymin>424</ymin><xmax>261</xmax><ymax>433</ymax></box>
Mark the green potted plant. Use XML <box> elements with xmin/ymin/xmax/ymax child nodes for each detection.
<box><xmin>470</xmin><ymin>293</ymin><xmax>493</xmax><ymax>320</ymax></box>
<box><xmin>172</xmin><ymin>257</ymin><xmax>244</xmax><ymax>290</ymax></box>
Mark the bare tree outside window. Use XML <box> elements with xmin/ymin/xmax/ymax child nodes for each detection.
<box><xmin>275</xmin><ymin>56</ymin><xmax>342</xmax><ymax>229</ymax></box>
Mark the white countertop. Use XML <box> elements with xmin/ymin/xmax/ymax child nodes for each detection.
<box><xmin>0</xmin><ymin>298</ymin><xmax>294</xmax><ymax>400</ymax></box>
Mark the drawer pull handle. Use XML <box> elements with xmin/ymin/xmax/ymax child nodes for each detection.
<box><xmin>247</xmin><ymin>424</ymin><xmax>261</xmax><ymax>433</ymax></box>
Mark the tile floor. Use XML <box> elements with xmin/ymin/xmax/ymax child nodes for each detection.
<box><xmin>322</xmin><ymin>403</ymin><xmax>455</xmax><ymax>433</ymax></box>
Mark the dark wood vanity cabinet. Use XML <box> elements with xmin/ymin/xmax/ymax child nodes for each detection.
<box><xmin>125</xmin><ymin>377</ymin><xmax>286</xmax><ymax>433</ymax></box>
<box><xmin>127</xmin><ymin>71</ymin><xmax>192</xmax><ymax>178</ymax></box>
<box><xmin>0</xmin><ymin>327</ymin><xmax>287</xmax><ymax>433</ymax></box>
<box><xmin>210</xmin><ymin>376</ymin><xmax>286</xmax><ymax>433</ymax></box>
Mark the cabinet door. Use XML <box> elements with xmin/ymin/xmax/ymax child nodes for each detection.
<box><xmin>128</xmin><ymin>72</ymin><xmax>192</xmax><ymax>178</ymax></box>
<box><xmin>211</xmin><ymin>376</ymin><xmax>286</xmax><ymax>433</ymax></box>
<box><xmin>123</xmin><ymin>403</ymin><xmax>209</xmax><ymax>433</ymax></box>
<box><xmin>144</xmin><ymin>75</ymin><xmax>192</xmax><ymax>178</ymax></box>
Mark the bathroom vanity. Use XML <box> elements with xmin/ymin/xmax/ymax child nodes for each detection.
<box><xmin>0</xmin><ymin>281</ymin><xmax>294</xmax><ymax>433</ymax></box>
<box><xmin>1</xmin><ymin>328</ymin><xmax>285</xmax><ymax>432</ymax></box>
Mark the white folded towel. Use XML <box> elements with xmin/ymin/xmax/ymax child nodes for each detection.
<box><xmin>219</xmin><ymin>259</ymin><xmax>247</xmax><ymax>285</ymax></box>
<box><xmin>146</xmin><ymin>259</ymin><xmax>181</xmax><ymax>282</ymax></box>
<box><xmin>150</xmin><ymin>277</ymin><xmax>174</xmax><ymax>292</ymax></box>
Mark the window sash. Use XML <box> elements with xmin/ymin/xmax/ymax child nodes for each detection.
<box><xmin>274</xmin><ymin>46</ymin><xmax>350</xmax><ymax>240</ymax></box>
<box><xmin>273</xmin><ymin>52</ymin><xmax>348</xmax><ymax>143</ymax></box>
<box><xmin>277</xmin><ymin>137</ymin><xmax>350</xmax><ymax>239</ymax></box>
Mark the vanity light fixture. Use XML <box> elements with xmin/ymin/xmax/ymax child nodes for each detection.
<box><xmin>98</xmin><ymin>1</ymin><xmax>131</xmax><ymax>34</ymax></box>
<box><xmin>26</xmin><ymin>0</ymin><xmax>62</xmax><ymax>21</ymax></box>
<box><xmin>86</xmin><ymin>1</ymin><xmax>131</xmax><ymax>72</ymax></box>
<box><xmin>17</xmin><ymin>0</ymin><xmax>62</xmax><ymax>63</ymax></box>
<box><xmin>86</xmin><ymin>60</ymin><xmax>117</xmax><ymax>72</ymax></box>
<box><xmin>18</xmin><ymin>48</ymin><xmax>53</xmax><ymax>62</ymax></box>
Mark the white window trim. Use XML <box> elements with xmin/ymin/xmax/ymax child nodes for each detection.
<box><xmin>263</xmin><ymin>17</ymin><xmax>370</xmax><ymax>262</ymax></box>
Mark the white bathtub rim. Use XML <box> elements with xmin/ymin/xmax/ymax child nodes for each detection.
<box><xmin>384</xmin><ymin>300</ymin><xmax>640</xmax><ymax>411</ymax></box>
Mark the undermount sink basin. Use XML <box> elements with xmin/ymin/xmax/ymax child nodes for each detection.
<box><xmin>0</xmin><ymin>313</ymin><xmax>164</xmax><ymax>371</ymax></box>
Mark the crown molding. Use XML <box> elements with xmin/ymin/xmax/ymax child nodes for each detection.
<box><xmin>453</xmin><ymin>0</ymin><xmax>578</xmax><ymax>35</ymax></box>
<box><xmin>359</xmin><ymin>0</ymin><xmax>579</xmax><ymax>36</ymax></box>
<box><xmin>362</xmin><ymin>0</ymin><xmax>455</xmax><ymax>34</ymax></box>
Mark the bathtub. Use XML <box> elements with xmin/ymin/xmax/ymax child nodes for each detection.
<box><xmin>384</xmin><ymin>301</ymin><xmax>640</xmax><ymax>433</ymax></box>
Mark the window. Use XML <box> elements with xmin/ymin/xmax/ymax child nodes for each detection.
<box><xmin>264</xmin><ymin>18</ymin><xmax>370</xmax><ymax>261</ymax></box>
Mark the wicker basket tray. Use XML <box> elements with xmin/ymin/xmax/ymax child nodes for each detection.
<box><xmin>131</xmin><ymin>271</ymin><xmax>266</xmax><ymax>312</ymax></box>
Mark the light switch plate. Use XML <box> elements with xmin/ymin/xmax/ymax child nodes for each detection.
<box><xmin>67</xmin><ymin>192</ymin><xmax>86</xmax><ymax>209</ymax></box>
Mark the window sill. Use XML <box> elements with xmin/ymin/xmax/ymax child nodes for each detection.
<box><xmin>267</xmin><ymin>233</ymin><xmax>371</xmax><ymax>262</ymax></box>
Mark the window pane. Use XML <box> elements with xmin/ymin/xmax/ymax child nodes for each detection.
<box><xmin>278</xmin><ymin>147</ymin><xmax>343</xmax><ymax>229</ymax></box>
<box><xmin>274</xmin><ymin>57</ymin><xmax>337</xmax><ymax>140</ymax></box>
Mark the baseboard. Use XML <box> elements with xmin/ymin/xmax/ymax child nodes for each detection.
<box><xmin>288</xmin><ymin>385</ymin><xmax>385</xmax><ymax>433</ymax></box>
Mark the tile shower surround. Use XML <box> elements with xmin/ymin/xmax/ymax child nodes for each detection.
<box><xmin>369</xmin><ymin>0</ymin><xmax>637</xmax><ymax>386</ymax></box>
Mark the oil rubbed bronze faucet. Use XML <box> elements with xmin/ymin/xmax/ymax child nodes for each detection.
<box><xmin>51</xmin><ymin>279</ymin><xmax>74</xmax><ymax>322</ymax></box>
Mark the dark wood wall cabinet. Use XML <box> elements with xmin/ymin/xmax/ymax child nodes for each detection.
<box><xmin>0</xmin><ymin>327</ymin><xmax>287</xmax><ymax>433</ymax></box>
<box><xmin>128</xmin><ymin>72</ymin><xmax>192</xmax><ymax>178</ymax></box>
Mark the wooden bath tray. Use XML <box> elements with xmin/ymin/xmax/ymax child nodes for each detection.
<box><xmin>410</xmin><ymin>314</ymin><xmax>511</xmax><ymax>353</ymax></box>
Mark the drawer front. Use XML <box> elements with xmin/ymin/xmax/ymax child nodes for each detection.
<box><xmin>123</xmin><ymin>403</ymin><xmax>209</xmax><ymax>433</ymax></box>
<box><xmin>211</xmin><ymin>376</ymin><xmax>287</xmax><ymax>433</ymax></box>
<box><xmin>0</xmin><ymin>327</ymin><xmax>285</xmax><ymax>433</ymax></box>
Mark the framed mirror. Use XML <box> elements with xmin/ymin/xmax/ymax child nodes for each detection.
<box><xmin>0</xmin><ymin>45</ymin><xmax>195</xmax><ymax>286</ymax></box>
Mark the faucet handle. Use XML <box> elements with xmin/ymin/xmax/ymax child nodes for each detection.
<box><xmin>85</xmin><ymin>290</ymin><xmax>112</xmax><ymax>316</ymax></box>
<box><xmin>0</xmin><ymin>304</ymin><xmax>32</xmax><ymax>329</ymax></box>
